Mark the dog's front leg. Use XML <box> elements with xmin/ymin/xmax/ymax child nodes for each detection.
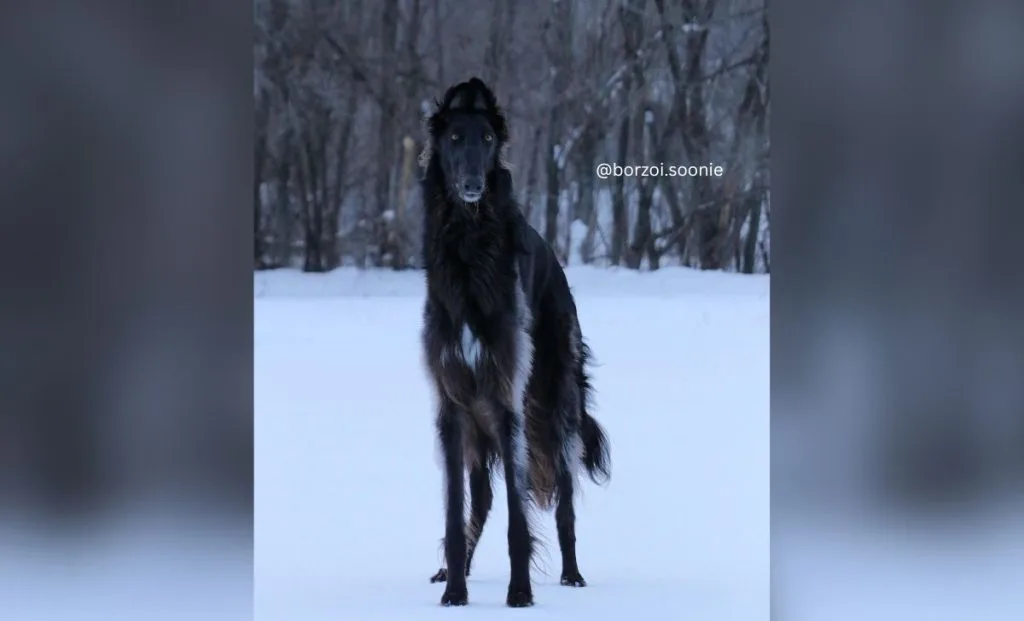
<box><xmin>437</xmin><ymin>398</ymin><xmax>469</xmax><ymax>606</ymax></box>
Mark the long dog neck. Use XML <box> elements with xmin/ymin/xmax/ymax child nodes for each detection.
<box><xmin>422</xmin><ymin>157</ymin><xmax>519</xmax><ymax>324</ymax></box>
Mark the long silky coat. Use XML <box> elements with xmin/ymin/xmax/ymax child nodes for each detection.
<box><xmin>420</xmin><ymin>77</ymin><xmax>611</xmax><ymax>608</ymax></box>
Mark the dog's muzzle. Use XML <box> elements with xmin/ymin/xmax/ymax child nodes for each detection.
<box><xmin>459</xmin><ymin>178</ymin><xmax>484</xmax><ymax>203</ymax></box>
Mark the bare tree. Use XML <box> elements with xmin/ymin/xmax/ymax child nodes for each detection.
<box><xmin>541</xmin><ymin>0</ymin><xmax>573</xmax><ymax>259</ymax></box>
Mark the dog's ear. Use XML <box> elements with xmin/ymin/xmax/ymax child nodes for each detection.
<box><xmin>432</xmin><ymin>78</ymin><xmax>508</xmax><ymax>143</ymax></box>
<box><xmin>426</xmin><ymin>111</ymin><xmax>443</xmax><ymax>140</ymax></box>
<box><xmin>449</xmin><ymin>90</ymin><xmax>487</xmax><ymax>112</ymax></box>
<box><xmin>441</xmin><ymin>77</ymin><xmax>497</xmax><ymax>114</ymax></box>
<box><xmin>439</xmin><ymin>82</ymin><xmax>466</xmax><ymax>112</ymax></box>
<box><xmin>463</xmin><ymin>78</ymin><xmax>497</xmax><ymax>112</ymax></box>
<box><xmin>426</xmin><ymin>96</ymin><xmax>447</xmax><ymax>139</ymax></box>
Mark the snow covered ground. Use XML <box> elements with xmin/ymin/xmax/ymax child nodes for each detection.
<box><xmin>254</xmin><ymin>267</ymin><xmax>770</xmax><ymax>620</ymax></box>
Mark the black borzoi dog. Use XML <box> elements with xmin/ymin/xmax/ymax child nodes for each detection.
<box><xmin>420</xmin><ymin>77</ymin><xmax>611</xmax><ymax>608</ymax></box>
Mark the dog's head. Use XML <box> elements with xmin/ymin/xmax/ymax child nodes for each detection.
<box><xmin>426</xmin><ymin>77</ymin><xmax>509</xmax><ymax>205</ymax></box>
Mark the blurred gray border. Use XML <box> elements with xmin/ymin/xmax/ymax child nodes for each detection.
<box><xmin>0</xmin><ymin>2</ymin><xmax>253</xmax><ymax>620</ymax></box>
<box><xmin>772</xmin><ymin>1</ymin><xmax>1024</xmax><ymax>619</ymax></box>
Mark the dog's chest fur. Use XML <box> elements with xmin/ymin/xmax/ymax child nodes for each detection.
<box><xmin>427</xmin><ymin>210</ymin><xmax>514</xmax><ymax>352</ymax></box>
<box><xmin>423</xmin><ymin>208</ymin><xmax>532</xmax><ymax>413</ymax></box>
<box><xmin>458</xmin><ymin>323</ymin><xmax>483</xmax><ymax>368</ymax></box>
<box><xmin>431</xmin><ymin>252</ymin><xmax>517</xmax><ymax>375</ymax></box>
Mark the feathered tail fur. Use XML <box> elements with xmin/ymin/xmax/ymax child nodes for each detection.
<box><xmin>577</xmin><ymin>341</ymin><xmax>611</xmax><ymax>484</ymax></box>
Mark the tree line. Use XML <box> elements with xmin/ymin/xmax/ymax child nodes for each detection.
<box><xmin>254</xmin><ymin>0</ymin><xmax>769</xmax><ymax>273</ymax></box>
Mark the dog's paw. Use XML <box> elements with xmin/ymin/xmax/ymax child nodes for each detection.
<box><xmin>559</xmin><ymin>571</ymin><xmax>587</xmax><ymax>587</ymax></box>
<box><xmin>430</xmin><ymin>567</ymin><xmax>448</xmax><ymax>583</ymax></box>
<box><xmin>506</xmin><ymin>585</ymin><xmax>534</xmax><ymax>608</ymax></box>
<box><xmin>440</xmin><ymin>584</ymin><xmax>468</xmax><ymax>606</ymax></box>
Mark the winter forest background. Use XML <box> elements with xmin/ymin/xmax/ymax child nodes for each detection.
<box><xmin>253</xmin><ymin>0</ymin><xmax>769</xmax><ymax>273</ymax></box>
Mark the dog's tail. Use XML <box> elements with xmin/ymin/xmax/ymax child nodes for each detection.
<box><xmin>577</xmin><ymin>341</ymin><xmax>611</xmax><ymax>485</ymax></box>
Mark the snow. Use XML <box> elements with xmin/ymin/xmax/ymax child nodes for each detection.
<box><xmin>0</xmin><ymin>512</ymin><xmax>251</xmax><ymax>621</ymax></box>
<box><xmin>775</xmin><ymin>501</ymin><xmax>1024</xmax><ymax>621</ymax></box>
<box><xmin>568</xmin><ymin>219</ymin><xmax>590</xmax><ymax>265</ymax></box>
<box><xmin>255</xmin><ymin>267</ymin><xmax>770</xmax><ymax>620</ymax></box>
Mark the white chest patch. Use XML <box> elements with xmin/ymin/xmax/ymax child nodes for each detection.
<box><xmin>461</xmin><ymin>324</ymin><xmax>482</xmax><ymax>367</ymax></box>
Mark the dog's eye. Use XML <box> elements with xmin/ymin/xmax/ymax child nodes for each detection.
<box><xmin>450</xmin><ymin>133</ymin><xmax>460</xmax><ymax>141</ymax></box>
<box><xmin>483</xmin><ymin>134</ymin><xmax>493</xmax><ymax>142</ymax></box>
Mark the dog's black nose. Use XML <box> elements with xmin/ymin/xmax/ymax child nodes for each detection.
<box><xmin>461</xmin><ymin>179</ymin><xmax>484</xmax><ymax>196</ymax></box>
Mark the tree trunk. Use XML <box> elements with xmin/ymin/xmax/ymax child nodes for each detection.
<box><xmin>544</xmin><ymin>121</ymin><xmax>561</xmax><ymax>249</ymax></box>
<box><xmin>679</xmin><ymin>0</ymin><xmax>718</xmax><ymax>269</ymax></box>
<box><xmin>327</xmin><ymin>89</ymin><xmax>358</xmax><ymax>270</ymax></box>
<box><xmin>578</xmin><ymin>125</ymin><xmax>598</xmax><ymax>264</ymax></box>
<box><xmin>374</xmin><ymin>0</ymin><xmax>400</xmax><ymax>267</ymax></box>
<box><xmin>273</xmin><ymin>129</ymin><xmax>293</xmax><ymax>267</ymax></box>
<box><xmin>254</xmin><ymin>97</ymin><xmax>269</xmax><ymax>269</ymax></box>
<box><xmin>611</xmin><ymin>0</ymin><xmax>646</xmax><ymax>266</ymax></box>
<box><xmin>522</xmin><ymin>127</ymin><xmax>543</xmax><ymax>226</ymax></box>
<box><xmin>543</xmin><ymin>0</ymin><xmax>573</xmax><ymax>253</ymax></box>
<box><xmin>483</xmin><ymin>0</ymin><xmax>505</xmax><ymax>85</ymax></box>
<box><xmin>433</xmin><ymin>0</ymin><xmax>445</xmax><ymax>87</ymax></box>
<box><xmin>627</xmin><ymin>185</ymin><xmax>656</xmax><ymax>269</ymax></box>
<box><xmin>295</xmin><ymin>130</ymin><xmax>320</xmax><ymax>272</ymax></box>
<box><xmin>610</xmin><ymin>113</ymin><xmax>629</xmax><ymax>267</ymax></box>
<box><xmin>390</xmin><ymin>0</ymin><xmax>426</xmax><ymax>270</ymax></box>
<box><xmin>742</xmin><ymin>198</ymin><xmax>762</xmax><ymax>274</ymax></box>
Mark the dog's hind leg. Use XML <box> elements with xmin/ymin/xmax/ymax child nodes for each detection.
<box><xmin>555</xmin><ymin>449</ymin><xmax>586</xmax><ymax>587</ymax></box>
<box><xmin>436</xmin><ymin>398</ymin><xmax>469</xmax><ymax>606</ymax></box>
<box><xmin>464</xmin><ymin>456</ymin><xmax>494</xmax><ymax>576</ymax></box>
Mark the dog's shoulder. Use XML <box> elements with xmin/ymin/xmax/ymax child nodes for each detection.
<box><xmin>509</xmin><ymin>210</ymin><xmax>557</xmax><ymax>308</ymax></box>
